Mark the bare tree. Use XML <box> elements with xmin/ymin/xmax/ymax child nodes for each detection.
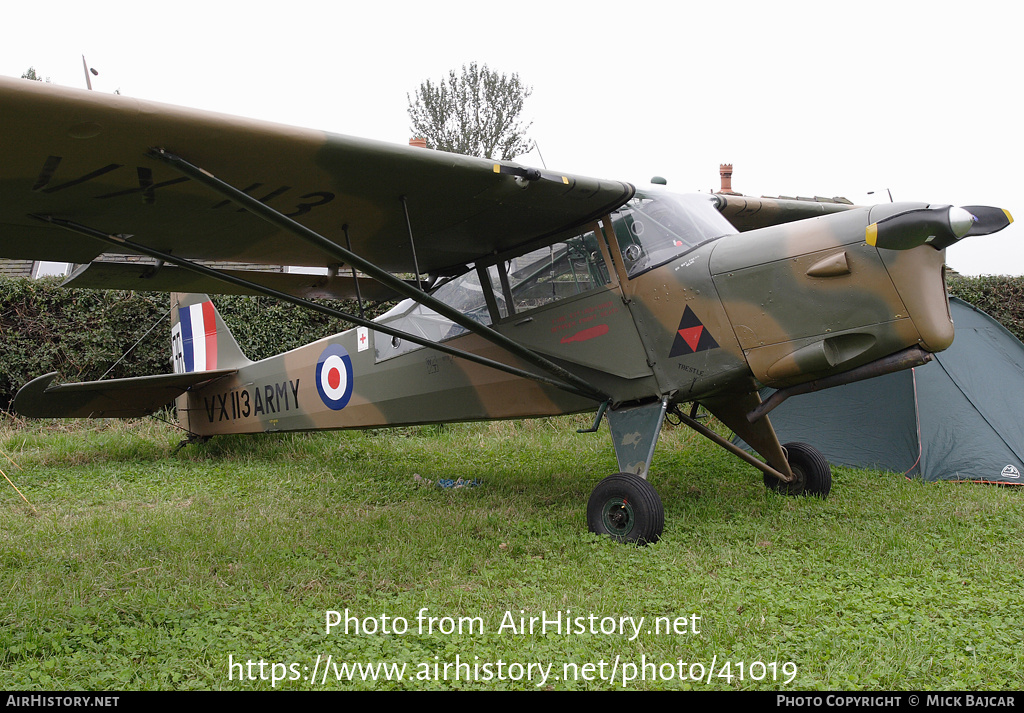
<box><xmin>407</xmin><ymin>62</ymin><xmax>535</xmax><ymax>160</ymax></box>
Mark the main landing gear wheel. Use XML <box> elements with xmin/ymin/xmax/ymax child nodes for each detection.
<box><xmin>587</xmin><ymin>473</ymin><xmax>664</xmax><ymax>545</ymax></box>
<box><xmin>764</xmin><ymin>442</ymin><xmax>832</xmax><ymax>498</ymax></box>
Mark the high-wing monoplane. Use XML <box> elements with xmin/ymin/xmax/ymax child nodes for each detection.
<box><xmin>1</xmin><ymin>76</ymin><xmax>1013</xmax><ymax>543</ymax></box>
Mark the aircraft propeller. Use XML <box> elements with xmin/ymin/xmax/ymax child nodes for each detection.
<box><xmin>961</xmin><ymin>205</ymin><xmax>1015</xmax><ymax>237</ymax></box>
<box><xmin>866</xmin><ymin>205</ymin><xmax>1013</xmax><ymax>251</ymax></box>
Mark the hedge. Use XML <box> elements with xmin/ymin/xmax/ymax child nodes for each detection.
<box><xmin>2</xmin><ymin>274</ymin><xmax>1022</xmax><ymax>411</ymax></box>
<box><xmin>945</xmin><ymin>273</ymin><xmax>1024</xmax><ymax>342</ymax></box>
<box><xmin>0</xmin><ymin>276</ymin><xmax>392</xmax><ymax>410</ymax></box>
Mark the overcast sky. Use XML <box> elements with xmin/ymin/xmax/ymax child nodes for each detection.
<box><xmin>3</xmin><ymin>0</ymin><xmax>1020</xmax><ymax>276</ymax></box>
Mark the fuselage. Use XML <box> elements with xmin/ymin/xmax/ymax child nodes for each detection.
<box><xmin>177</xmin><ymin>191</ymin><xmax>953</xmax><ymax>436</ymax></box>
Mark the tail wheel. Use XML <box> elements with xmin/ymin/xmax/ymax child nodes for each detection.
<box><xmin>764</xmin><ymin>442</ymin><xmax>832</xmax><ymax>498</ymax></box>
<box><xmin>587</xmin><ymin>473</ymin><xmax>664</xmax><ymax>545</ymax></box>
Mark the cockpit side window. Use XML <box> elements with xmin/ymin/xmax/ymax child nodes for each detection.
<box><xmin>372</xmin><ymin>225</ymin><xmax>613</xmax><ymax>362</ymax></box>
<box><xmin>494</xmin><ymin>230</ymin><xmax>612</xmax><ymax>317</ymax></box>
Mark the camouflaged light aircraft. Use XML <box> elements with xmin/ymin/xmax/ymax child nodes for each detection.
<box><xmin>1</xmin><ymin>76</ymin><xmax>1014</xmax><ymax>544</ymax></box>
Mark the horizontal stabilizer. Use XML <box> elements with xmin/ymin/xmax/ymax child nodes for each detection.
<box><xmin>65</xmin><ymin>262</ymin><xmax>405</xmax><ymax>302</ymax></box>
<box><xmin>13</xmin><ymin>369</ymin><xmax>236</xmax><ymax>419</ymax></box>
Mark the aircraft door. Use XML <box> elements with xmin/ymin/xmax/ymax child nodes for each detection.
<box><xmin>488</xmin><ymin>221</ymin><xmax>656</xmax><ymax>398</ymax></box>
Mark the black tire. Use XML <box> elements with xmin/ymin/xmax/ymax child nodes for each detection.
<box><xmin>764</xmin><ymin>442</ymin><xmax>832</xmax><ymax>497</ymax></box>
<box><xmin>587</xmin><ymin>473</ymin><xmax>664</xmax><ymax>545</ymax></box>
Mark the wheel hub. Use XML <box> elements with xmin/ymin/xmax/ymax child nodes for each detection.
<box><xmin>601</xmin><ymin>497</ymin><xmax>634</xmax><ymax>536</ymax></box>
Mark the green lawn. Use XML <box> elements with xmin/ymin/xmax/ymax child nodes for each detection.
<box><xmin>1</xmin><ymin>414</ymin><xmax>1021</xmax><ymax>690</ymax></box>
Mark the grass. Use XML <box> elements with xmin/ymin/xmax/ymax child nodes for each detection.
<box><xmin>1</xmin><ymin>413</ymin><xmax>1022</xmax><ymax>690</ymax></box>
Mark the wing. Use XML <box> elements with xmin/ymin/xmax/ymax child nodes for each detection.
<box><xmin>714</xmin><ymin>193</ymin><xmax>858</xmax><ymax>232</ymax></box>
<box><xmin>61</xmin><ymin>261</ymin><xmax>407</xmax><ymax>301</ymax></box>
<box><xmin>0</xmin><ymin>76</ymin><xmax>633</xmax><ymax>280</ymax></box>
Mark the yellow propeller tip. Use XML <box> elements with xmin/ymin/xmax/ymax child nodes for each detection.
<box><xmin>865</xmin><ymin>223</ymin><xmax>878</xmax><ymax>247</ymax></box>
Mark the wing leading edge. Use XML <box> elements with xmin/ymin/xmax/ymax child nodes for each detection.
<box><xmin>713</xmin><ymin>193</ymin><xmax>857</xmax><ymax>232</ymax></box>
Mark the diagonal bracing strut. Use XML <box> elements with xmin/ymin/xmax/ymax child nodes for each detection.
<box><xmin>146</xmin><ymin>148</ymin><xmax>608</xmax><ymax>402</ymax></box>
<box><xmin>30</xmin><ymin>214</ymin><xmax>603</xmax><ymax>400</ymax></box>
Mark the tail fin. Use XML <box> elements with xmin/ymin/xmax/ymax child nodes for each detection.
<box><xmin>170</xmin><ymin>293</ymin><xmax>251</xmax><ymax>373</ymax></box>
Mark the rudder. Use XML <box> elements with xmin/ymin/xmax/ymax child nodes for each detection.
<box><xmin>170</xmin><ymin>293</ymin><xmax>251</xmax><ymax>373</ymax></box>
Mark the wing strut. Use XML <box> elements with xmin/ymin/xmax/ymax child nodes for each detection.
<box><xmin>145</xmin><ymin>148</ymin><xmax>607</xmax><ymax>402</ymax></box>
<box><xmin>30</xmin><ymin>215</ymin><xmax>603</xmax><ymax>402</ymax></box>
<box><xmin>342</xmin><ymin>225</ymin><xmax>365</xmax><ymax>319</ymax></box>
<box><xmin>400</xmin><ymin>196</ymin><xmax>424</xmax><ymax>291</ymax></box>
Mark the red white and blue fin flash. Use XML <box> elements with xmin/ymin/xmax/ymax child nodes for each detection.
<box><xmin>172</xmin><ymin>301</ymin><xmax>218</xmax><ymax>373</ymax></box>
<box><xmin>316</xmin><ymin>344</ymin><xmax>354</xmax><ymax>410</ymax></box>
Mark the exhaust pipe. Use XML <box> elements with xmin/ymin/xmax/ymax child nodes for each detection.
<box><xmin>747</xmin><ymin>346</ymin><xmax>932</xmax><ymax>422</ymax></box>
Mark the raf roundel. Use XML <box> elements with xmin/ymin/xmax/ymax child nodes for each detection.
<box><xmin>316</xmin><ymin>344</ymin><xmax>354</xmax><ymax>410</ymax></box>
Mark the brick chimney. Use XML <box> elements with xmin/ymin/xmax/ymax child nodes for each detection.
<box><xmin>409</xmin><ymin>137</ymin><xmax>427</xmax><ymax>149</ymax></box>
<box><xmin>719</xmin><ymin>163</ymin><xmax>737</xmax><ymax>194</ymax></box>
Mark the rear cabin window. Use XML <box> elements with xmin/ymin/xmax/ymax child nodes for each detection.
<box><xmin>373</xmin><ymin>227</ymin><xmax>612</xmax><ymax>362</ymax></box>
<box><xmin>492</xmin><ymin>231</ymin><xmax>612</xmax><ymax>318</ymax></box>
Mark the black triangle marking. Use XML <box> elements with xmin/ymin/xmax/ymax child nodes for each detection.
<box><xmin>669</xmin><ymin>306</ymin><xmax>719</xmax><ymax>357</ymax></box>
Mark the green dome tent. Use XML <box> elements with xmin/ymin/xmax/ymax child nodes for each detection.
<box><xmin>742</xmin><ymin>298</ymin><xmax>1024</xmax><ymax>483</ymax></box>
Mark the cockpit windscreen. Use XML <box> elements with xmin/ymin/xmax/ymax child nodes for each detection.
<box><xmin>611</xmin><ymin>192</ymin><xmax>738</xmax><ymax>278</ymax></box>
